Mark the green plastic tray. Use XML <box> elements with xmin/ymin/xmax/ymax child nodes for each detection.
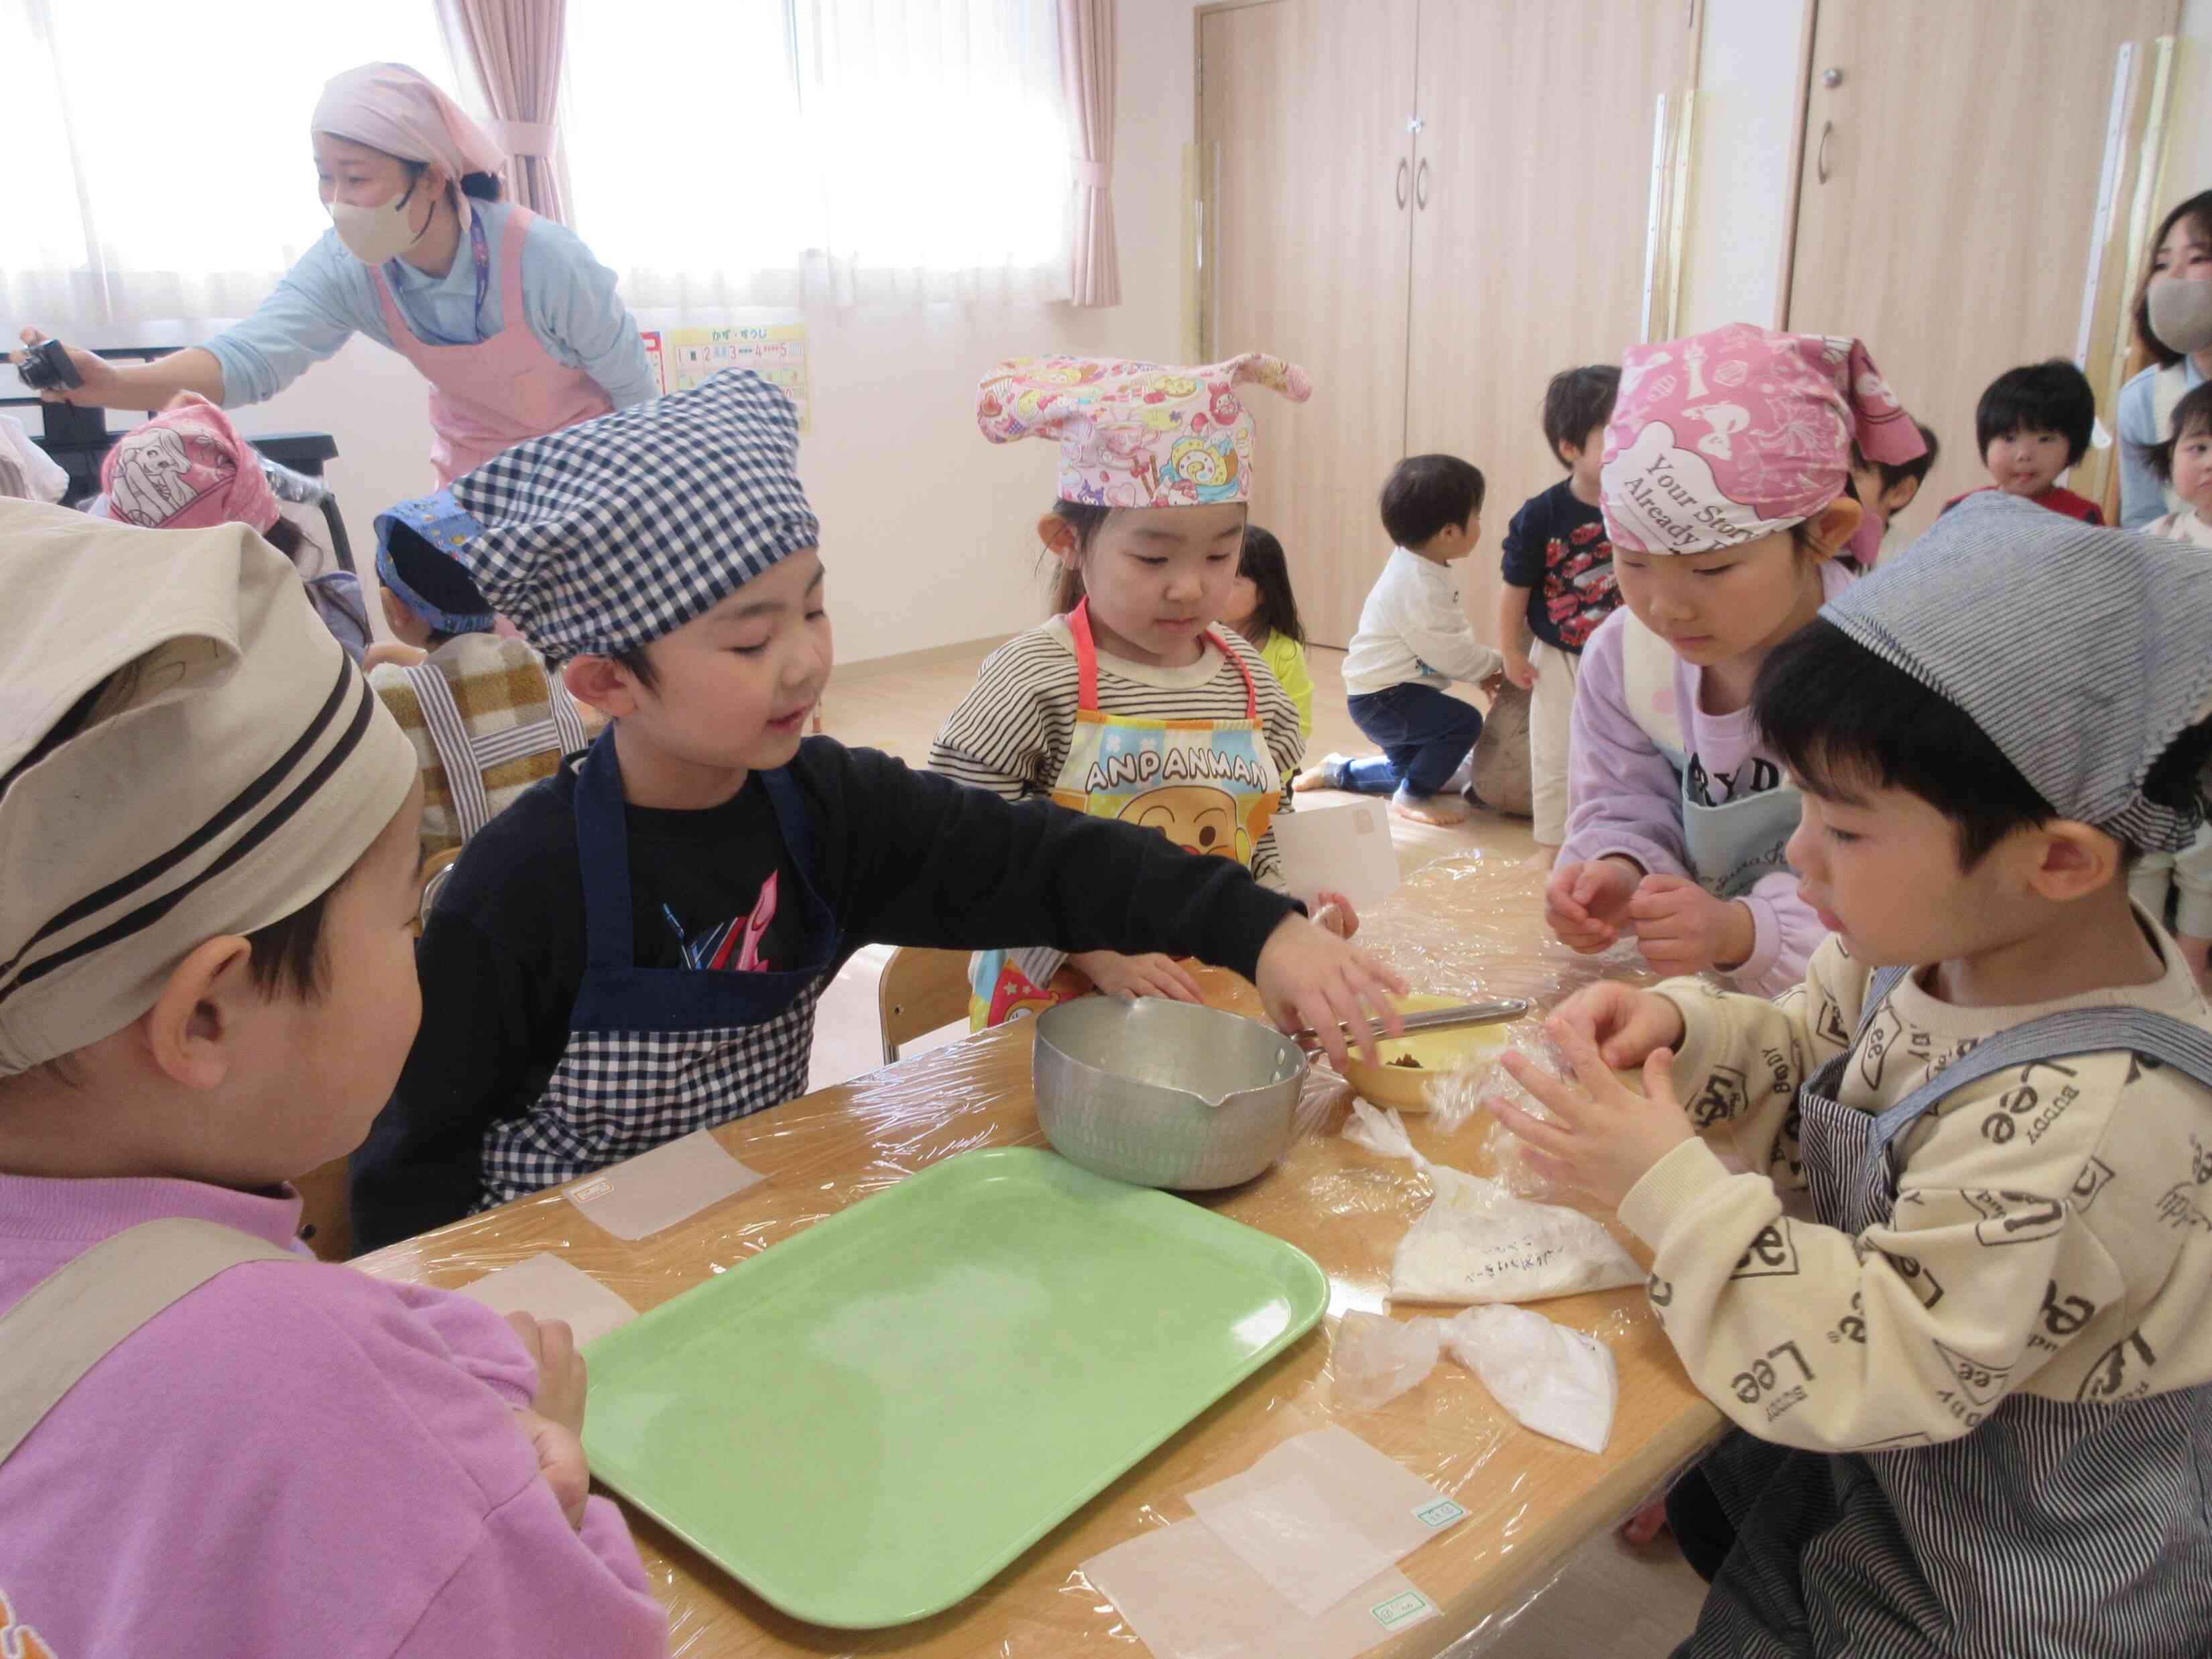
<box><xmin>580</xmin><ymin>1146</ymin><xmax>1328</xmax><ymax>1630</ymax></box>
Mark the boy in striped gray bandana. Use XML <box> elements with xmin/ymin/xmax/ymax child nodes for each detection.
<box><xmin>1492</xmin><ymin>493</ymin><xmax>2212</xmax><ymax>1656</ymax></box>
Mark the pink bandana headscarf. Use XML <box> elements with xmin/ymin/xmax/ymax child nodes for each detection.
<box><xmin>977</xmin><ymin>353</ymin><xmax>1313</xmax><ymax>507</ymax></box>
<box><xmin>1601</xmin><ymin>322</ymin><xmax>1924</xmax><ymax>565</ymax></box>
<box><xmin>97</xmin><ymin>395</ymin><xmax>280</xmax><ymax>535</ymax></box>
<box><xmin>312</xmin><ymin>62</ymin><xmax>505</xmax><ymax>185</ymax></box>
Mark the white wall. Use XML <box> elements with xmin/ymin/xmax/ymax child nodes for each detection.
<box><xmin>17</xmin><ymin>3</ymin><xmax>1200</xmax><ymax>666</ymax></box>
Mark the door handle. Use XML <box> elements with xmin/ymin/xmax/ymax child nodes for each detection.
<box><xmin>1414</xmin><ymin>158</ymin><xmax>1430</xmax><ymax>208</ymax></box>
<box><xmin>1816</xmin><ymin>119</ymin><xmax>1834</xmax><ymax>184</ymax></box>
<box><xmin>1395</xmin><ymin>157</ymin><xmax>1410</xmax><ymax>209</ymax></box>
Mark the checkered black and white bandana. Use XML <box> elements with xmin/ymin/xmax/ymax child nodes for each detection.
<box><xmin>451</xmin><ymin>369</ymin><xmax>820</xmax><ymax>662</ymax></box>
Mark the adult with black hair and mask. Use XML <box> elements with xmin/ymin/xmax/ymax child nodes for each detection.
<box><xmin>11</xmin><ymin>63</ymin><xmax>654</xmax><ymax>489</ymax></box>
<box><xmin>2119</xmin><ymin>189</ymin><xmax>2212</xmax><ymax>530</ymax></box>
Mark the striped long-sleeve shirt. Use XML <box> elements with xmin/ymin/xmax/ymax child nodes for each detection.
<box><xmin>932</xmin><ymin>615</ymin><xmax>1306</xmax><ymax>987</ymax></box>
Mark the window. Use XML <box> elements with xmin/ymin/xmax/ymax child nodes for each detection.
<box><xmin>0</xmin><ymin>0</ymin><xmax>454</xmax><ymax>325</ymax></box>
<box><xmin>563</xmin><ymin>0</ymin><xmax>1072</xmax><ymax>307</ymax></box>
<box><xmin>0</xmin><ymin>0</ymin><xmax>1075</xmax><ymax>329</ymax></box>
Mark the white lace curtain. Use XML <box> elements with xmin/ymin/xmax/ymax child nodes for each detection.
<box><xmin>562</xmin><ymin>0</ymin><xmax>1074</xmax><ymax>308</ymax></box>
<box><xmin>1</xmin><ymin>0</ymin><xmax>1075</xmax><ymax>332</ymax></box>
<box><xmin>0</xmin><ymin>0</ymin><xmax>454</xmax><ymax>326</ymax></box>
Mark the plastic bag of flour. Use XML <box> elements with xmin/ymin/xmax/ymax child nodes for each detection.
<box><xmin>1341</xmin><ymin>1100</ymin><xmax>1642</xmax><ymax>1305</ymax></box>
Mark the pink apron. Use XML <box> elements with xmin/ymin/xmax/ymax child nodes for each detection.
<box><xmin>371</xmin><ymin>204</ymin><xmax>615</xmax><ymax>488</ymax></box>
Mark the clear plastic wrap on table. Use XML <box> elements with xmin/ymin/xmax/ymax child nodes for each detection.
<box><xmin>351</xmin><ymin>848</ymin><xmax>1715</xmax><ymax>1658</ymax></box>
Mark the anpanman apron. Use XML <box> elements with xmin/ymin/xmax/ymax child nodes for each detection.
<box><xmin>969</xmin><ymin>599</ymin><xmax>1280</xmax><ymax>1027</ymax></box>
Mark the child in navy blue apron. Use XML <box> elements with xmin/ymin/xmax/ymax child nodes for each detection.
<box><xmin>1491</xmin><ymin>495</ymin><xmax>2212</xmax><ymax>1656</ymax></box>
<box><xmin>350</xmin><ymin>370</ymin><xmax>1406</xmax><ymax>1250</ymax></box>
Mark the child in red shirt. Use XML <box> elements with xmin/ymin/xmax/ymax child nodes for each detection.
<box><xmin>1943</xmin><ymin>357</ymin><xmax>2104</xmax><ymax>524</ymax></box>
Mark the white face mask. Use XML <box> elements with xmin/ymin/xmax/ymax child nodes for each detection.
<box><xmin>328</xmin><ymin>174</ymin><xmax>430</xmax><ymax>266</ymax></box>
<box><xmin>2149</xmin><ymin>276</ymin><xmax>2212</xmax><ymax>358</ymax></box>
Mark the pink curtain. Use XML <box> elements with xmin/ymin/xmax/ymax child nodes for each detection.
<box><xmin>450</xmin><ymin>0</ymin><xmax>571</xmax><ymax>223</ymax></box>
<box><xmin>1058</xmin><ymin>0</ymin><xmax>1119</xmax><ymax>307</ymax></box>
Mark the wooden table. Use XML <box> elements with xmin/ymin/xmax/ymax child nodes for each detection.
<box><xmin>357</xmin><ymin>853</ymin><xmax>1723</xmax><ymax>1656</ymax></box>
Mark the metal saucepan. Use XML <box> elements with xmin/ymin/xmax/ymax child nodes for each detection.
<box><xmin>1032</xmin><ymin>997</ymin><xmax>1308</xmax><ymax>1190</ymax></box>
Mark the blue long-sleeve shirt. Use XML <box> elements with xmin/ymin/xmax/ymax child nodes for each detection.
<box><xmin>2117</xmin><ymin>356</ymin><xmax>2207</xmax><ymax>530</ymax></box>
<box><xmin>201</xmin><ymin>199</ymin><xmax>656</xmax><ymax>412</ymax></box>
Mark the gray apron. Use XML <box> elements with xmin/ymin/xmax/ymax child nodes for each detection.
<box><xmin>1680</xmin><ymin>967</ymin><xmax>2212</xmax><ymax>1656</ymax></box>
<box><xmin>0</xmin><ymin>1220</ymin><xmax>303</xmax><ymax>1471</ymax></box>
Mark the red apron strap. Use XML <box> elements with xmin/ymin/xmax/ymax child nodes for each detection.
<box><xmin>1070</xmin><ymin>602</ymin><xmax>1259</xmax><ymax>721</ymax></box>
<box><xmin>1068</xmin><ymin>597</ymin><xmax>1102</xmax><ymax>712</ymax></box>
<box><xmin>1205</xmin><ymin>627</ymin><xmax>1260</xmax><ymax>721</ymax></box>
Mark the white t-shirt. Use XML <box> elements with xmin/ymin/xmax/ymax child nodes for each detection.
<box><xmin>1341</xmin><ymin>547</ymin><xmax>1501</xmax><ymax>697</ymax></box>
<box><xmin>2144</xmin><ymin>508</ymin><xmax>2212</xmax><ymax>550</ymax></box>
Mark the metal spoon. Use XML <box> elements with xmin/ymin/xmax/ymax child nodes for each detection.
<box><xmin>1292</xmin><ymin>996</ymin><xmax>1531</xmax><ymax>1049</ymax></box>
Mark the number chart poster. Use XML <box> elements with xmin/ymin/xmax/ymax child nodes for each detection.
<box><xmin>639</xmin><ymin>324</ymin><xmax>811</xmax><ymax>431</ymax></box>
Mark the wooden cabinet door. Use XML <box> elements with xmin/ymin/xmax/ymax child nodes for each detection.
<box><xmin>1786</xmin><ymin>0</ymin><xmax>2178</xmax><ymax>543</ymax></box>
<box><xmin>1200</xmin><ymin>0</ymin><xmax>1420</xmax><ymax>646</ymax></box>
<box><xmin>1402</xmin><ymin>0</ymin><xmax>1699</xmax><ymax>646</ymax></box>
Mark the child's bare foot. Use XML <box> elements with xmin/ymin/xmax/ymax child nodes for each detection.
<box><xmin>1294</xmin><ymin>754</ymin><xmax>1353</xmax><ymax>793</ymax></box>
<box><xmin>1391</xmin><ymin>788</ymin><xmax>1468</xmax><ymax>827</ymax></box>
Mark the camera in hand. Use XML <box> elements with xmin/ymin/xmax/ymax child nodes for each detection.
<box><xmin>14</xmin><ymin>339</ymin><xmax>82</xmax><ymax>393</ymax></box>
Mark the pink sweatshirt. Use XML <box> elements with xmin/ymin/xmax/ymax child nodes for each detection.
<box><xmin>1559</xmin><ymin>562</ymin><xmax>1851</xmax><ymax>999</ymax></box>
<box><xmin>0</xmin><ymin>1172</ymin><xmax>666</xmax><ymax>1659</ymax></box>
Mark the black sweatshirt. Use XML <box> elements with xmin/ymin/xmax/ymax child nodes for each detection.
<box><xmin>350</xmin><ymin>738</ymin><xmax>1302</xmax><ymax>1249</ymax></box>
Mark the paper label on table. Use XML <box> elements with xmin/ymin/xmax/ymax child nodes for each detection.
<box><xmin>561</xmin><ymin>1129</ymin><xmax>764</xmax><ymax>1240</ymax></box>
<box><xmin>1273</xmin><ymin>800</ymin><xmax>1403</xmax><ymax>910</ymax></box>
<box><xmin>1414</xmin><ymin>1497</ymin><xmax>1467</xmax><ymax>1530</ymax></box>
<box><xmin>456</xmin><ymin>1252</ymin><xmax>638</xmax><ymax>1349</ymax></box>
<box><xmin>1084</xmin><ymin>1518</ymin><xmax>1436</xmax><ymax>1659</ymax></box>
<box><xmin>1186</xmin><ymin>1426</ymin><xmax>1465</xmax><ymax>1619</ymax></box>
<box><xmin>1368</xmin><ymin>1589</ymin><xmax>1436</xmax><ymax>1630</ymax></box>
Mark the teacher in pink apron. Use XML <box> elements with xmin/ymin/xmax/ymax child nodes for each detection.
<box><xmin>11</xmin><ymin>63</ymin><xmax>654</xmax><ymax>488</ymax></box>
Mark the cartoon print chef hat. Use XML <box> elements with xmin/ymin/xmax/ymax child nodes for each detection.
<box><xmin>1601</xmin><ymin>322</ymin><xmax>1925</xmax><ymax>567</ymax></box>
<box><xmin>977</xmin><ymin>353</ymin><xmax>1313</xmax><ymax>508</ymax></box>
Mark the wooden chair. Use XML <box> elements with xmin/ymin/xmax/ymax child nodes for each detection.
<box><xmin>876</xmin><ymin>946</ymin><xmax>973</xmax><ymax>1065</ymax></box>
<box><xmin>294</xmin><ymin>1154</ymin><xmax>354</xmax><ymax>1262</ymax></box>
<box><xmin>416</xmin><ymin>847</ymin><xmax>463</xmax><ymax>932</ymax></box>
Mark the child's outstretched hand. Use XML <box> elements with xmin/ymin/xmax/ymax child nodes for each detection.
<box><xmin>1311</xmin><ymin>888</ymin><xmax>1360</xmax><ymax>939</ymax></box>
<box><xmin>1253</xmin><ymin>916</ymin><xmax>1408</xmax><ymax>1074</ymax></box>
<box><xmin>1070</xmin><ymin>950</ymin><xmax>1207</xmax><ymax>1003</ymax></box>
<box><xmin>1503</xmin><ymin>652</ymin><xmax>1540</xmax><ymax>692</ymax></box>
<box><xmin>1628</xmin><ymin>875</ymin><xmax>1754</xmax><ymax>976</ymax></box>
<box><xmin>1489</xmin><ymin>1017</ymin><xmax>1695</xmax><ymax>1209</ymax></box>
<box><xmin>1545</xmin><ymin>981</ymin><xmax>1687</xmax><ymax>1070</ymax></box>
<box><xmin>1545</xmin><ymin>857</ymin><xmax>1639</xmax><ymax>953</ymax></box>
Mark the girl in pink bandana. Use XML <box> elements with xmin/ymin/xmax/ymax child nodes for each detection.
<box><xmin>1545</xmin><ymin>324</ymin><xmax>1926</xmax><ymax>997</ymax></box>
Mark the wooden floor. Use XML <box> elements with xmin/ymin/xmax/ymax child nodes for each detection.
<box><xmin>808</xmin><ymin>638</ymin><xmax>1710</xmax><ymax>1658</ymax></box>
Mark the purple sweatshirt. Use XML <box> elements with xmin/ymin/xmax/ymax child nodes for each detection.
<box><xmin>0</xmin><ymin>1172</ymin><xmax>666</xmax><ymax>1659</ymax></box>
<box><xmin>1560</xmin><ymin>561</ymin><xmax>1851</xmax><ymax>999</ymax></box>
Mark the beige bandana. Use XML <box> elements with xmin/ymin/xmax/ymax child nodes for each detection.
<box><xmin>0</xmin><ymin>503</ymin><xmax>415</xmax><ymax>1074</ymax></box>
